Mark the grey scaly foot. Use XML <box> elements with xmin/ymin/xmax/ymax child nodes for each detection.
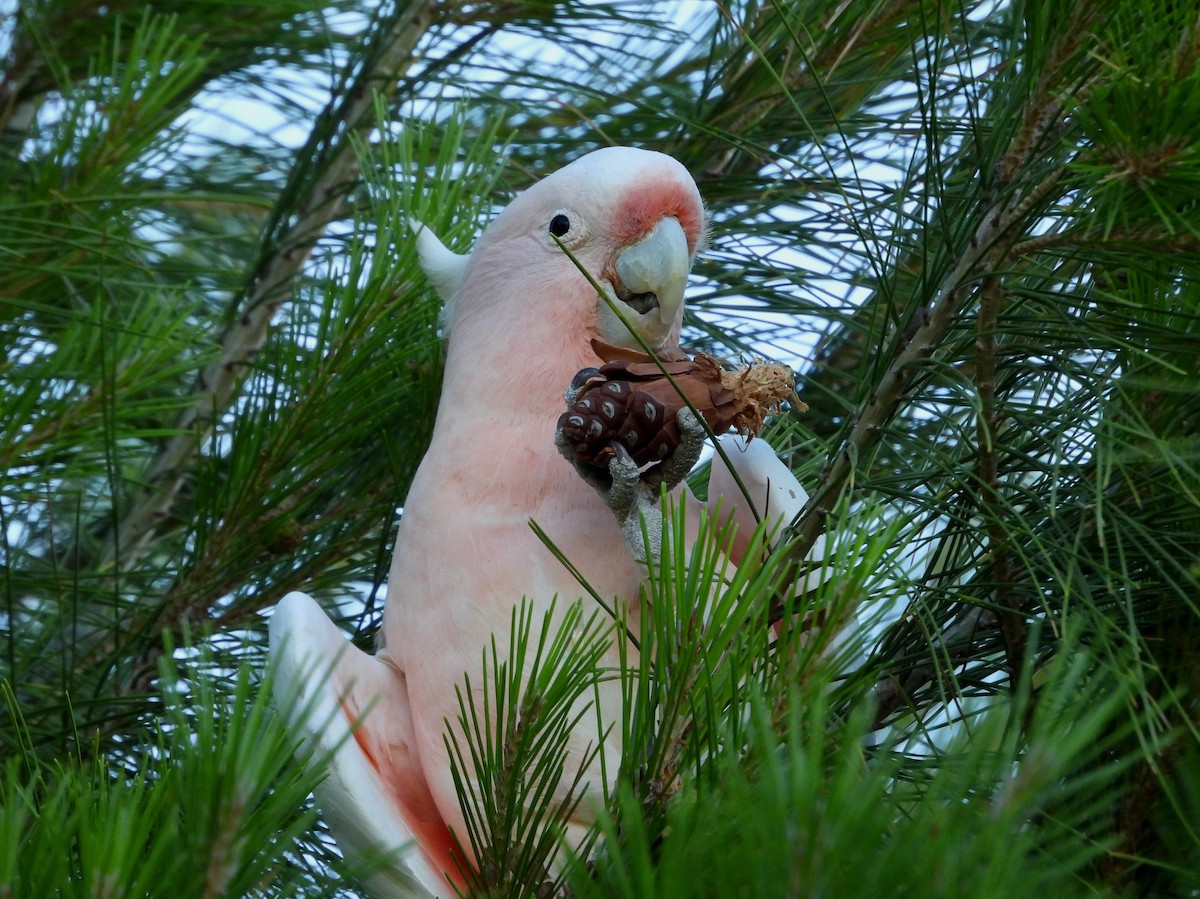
<box><xmin>644</xmin><ymin>407</ymin><xmax>707</xmax><ymax>491</ymax></box>
<box><xmin>586</xmin><ymin>408</ymin><xmax>707</xmax><ymax>564</ymax></box>
<box><xmin>605</xmin><ymin>442</ymin><xmax>663</xmax><ymax>565</ymax></box>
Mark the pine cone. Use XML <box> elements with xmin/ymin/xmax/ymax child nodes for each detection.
<box><xmin>557</xmin><ymin>340</ymin><xmax>801</xmax><ymax>469</ymax></box>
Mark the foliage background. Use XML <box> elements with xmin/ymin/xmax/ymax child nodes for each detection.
<box><xmin>1</xmin><ymin>0</ymin><xmax>1198</xmax><ymax>895</ymax></box>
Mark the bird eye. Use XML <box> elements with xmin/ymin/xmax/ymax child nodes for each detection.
<box><xmin>549</xmin><ymin>214</ymin><xmax>571</xmax><ymax>238</ymax></box>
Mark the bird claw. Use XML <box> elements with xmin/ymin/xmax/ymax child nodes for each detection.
<box><xmin>565</xmin><ymin>367</ymin><xmax>603</xmax><ymax>404</ymax></box>
<box><xmin>569</xmin><ymin>405</ymin><xmax>704</xmax><ymax>516</ymax></box>
<box><xmin>555</xmin><ymin>425</ymin><xmax>613</xmax><ymax>495</ymax></box>
<box><xmin>564</xmin><ymin>407</ymin><xmax>707</xmax><ymax>565</ymax></box>
<box><xmin>604</xmin><ymin>442</ymin><xmax>650</xmax><ymax>519</ymax></box>
<box><xmin>558</xmin><ymin>361</ymin><xmax>711</xmax><ymax>564</ymax></box>
<box><xmin>644</xmin><ymin>407</ymin><xmax>707</xmax><ymax>491</ymax></box>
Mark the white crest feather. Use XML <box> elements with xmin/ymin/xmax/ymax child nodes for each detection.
<box><xmin>410</xmin><ymin>219</ymin><xmax>470</xmax><ymax>331</ymax></box>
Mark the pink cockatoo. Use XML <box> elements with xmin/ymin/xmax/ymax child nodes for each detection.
<box><xmin>269</xmin><ymin>147</ymin><xmax>824</xmax><ymax>898</ymax></box>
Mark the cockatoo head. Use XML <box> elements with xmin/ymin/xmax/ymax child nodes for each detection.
<box><xmin>414</xmin><ymin>147</ymin><xmax>707</xmax><ymax>360</ymax></box>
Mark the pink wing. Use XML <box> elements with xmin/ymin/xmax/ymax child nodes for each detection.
<box><xmin>270</xmin><ymin>591</ymin><xmax>466</xmax><ymax>898</ymax></box>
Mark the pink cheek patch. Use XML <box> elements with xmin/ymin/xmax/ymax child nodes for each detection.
<box><xmin>611</xmin><ymin>179</ymin><xmax>706</xmax><ymax>254</ymax></box>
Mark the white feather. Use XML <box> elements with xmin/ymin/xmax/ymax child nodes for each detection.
<box><xmin>409</xmin><ymin>220</ymin><xmax>470</xmax><ymax>331</ymax></box>
<box><xmin>270</xmin><ymin>592</ymin><xmax>449</xmax><ymax>898</ymax></box>
<box><xmin>709</xmin><ymin>434</ymin><xmax>829</xmax><ymax>595</ymax></box>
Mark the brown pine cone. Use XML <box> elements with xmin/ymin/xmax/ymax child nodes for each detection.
<box><xmin>557</xmin><ymin>339</ymin><xmax>801</xmax><ymax>469</ymax></box>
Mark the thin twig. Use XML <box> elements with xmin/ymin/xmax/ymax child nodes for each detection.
<box><xmin>1011</xmin><ymin>229</ymin><xmax>1200</xmax><ymax>258</ymax></box>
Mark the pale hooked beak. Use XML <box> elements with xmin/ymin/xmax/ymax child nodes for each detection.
<box><xmin>601</xmin><ymin>216</ymin><xmax>689</xmax><ymax>351</ymax></box>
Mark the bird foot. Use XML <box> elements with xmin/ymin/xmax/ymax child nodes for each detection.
<box><xmin>557</xmin><ymin>407</ymin><xmax>707</xmax><ymax>564</ymax></box>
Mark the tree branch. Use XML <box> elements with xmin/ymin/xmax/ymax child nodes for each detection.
<box><xmin>781</xmin><ymin>167</ymin><xmax>1069</xmax><ymax>571</ymax></box>
<box><xmin>96</xmin><ymin>0</ymin><xmax>437</xmax><ymax>574</ymax></box>
<box><xmin>974</xmin><ymin>273</ymin><xmax>1026</xmax><ymax>683</ymax></box>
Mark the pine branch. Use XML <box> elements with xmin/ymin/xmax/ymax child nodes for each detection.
<box><xmin>774</xmin><ymin>20</ymin><xmax>1089</xmax><ymax>626</ymax></box>
<box><xmin>780</xmin><ymin>169</ymin><xmax>1068</xmax><ymax>566</ymax></box>
<box><xmin>693</xmin><ymin>0</ymin><xmax>914</xmax><ymax>179</ymax></box>
<box><xmin>0</xmin><ymin>4</ymin><xmax>49</xmax><ymax>138</ymax></box>
<box><xmin>95</xmin><ymin>0</ymin><xmax>436</xmax><ymax>575</ymax></box>
<box><xmin>974</xmin><ymin>273</ymin><xmax>1026</xmax><ymax>683</ymax></box>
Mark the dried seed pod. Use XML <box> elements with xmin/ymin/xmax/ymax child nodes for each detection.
<box><xmin>558</xmin><ymin>340</ymin><xmax>801</xmax><ymax>469</ymax></box>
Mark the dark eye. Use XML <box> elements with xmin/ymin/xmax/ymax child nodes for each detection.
<box><xmin>549</xmin><ymin>214</ymin><xmax>571</xmax><ymax>237</ymax></box>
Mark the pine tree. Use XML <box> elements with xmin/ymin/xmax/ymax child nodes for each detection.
<box><xmin>2</xmin><ymin>0</ymin><xmax>1198</xmax><ymax>895</ymax></box>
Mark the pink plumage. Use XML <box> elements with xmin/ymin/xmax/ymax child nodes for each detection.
<box><xmin>270</xmin><ymin>147</ymin><xmax>825</xmax><ymax>897</ymax></box>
